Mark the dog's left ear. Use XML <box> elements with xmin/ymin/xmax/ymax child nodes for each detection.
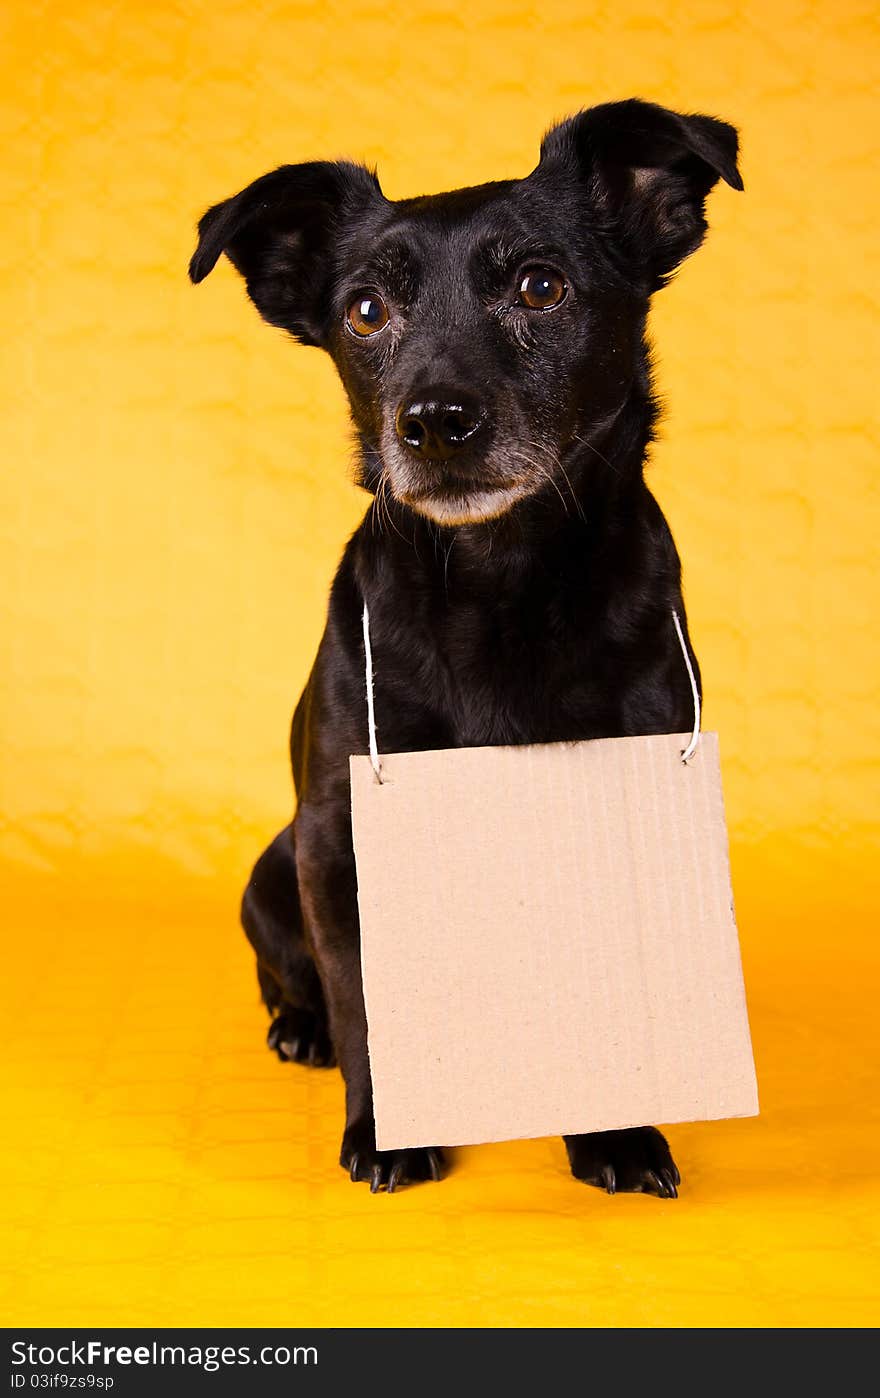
<box><xmin>188</xmin><ymin>160</ymin><xmax>383</xmax><ymax>345</ymax></box>
<box><xmin>537</xmin><ymin>99</ymin><xmax>743</xmax><ymax>288</ymax></box>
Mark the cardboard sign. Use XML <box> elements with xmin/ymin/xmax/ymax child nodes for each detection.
<box><xmin>350</xmin><ymin>731</ymin><xmax>758</xmax><ymax>1151</ymax></box>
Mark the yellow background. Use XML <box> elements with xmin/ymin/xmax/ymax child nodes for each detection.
<box><xmin>2</xmin><ymin>0</ymin><xmax>878</xmax><ymax>1328</ymax></box>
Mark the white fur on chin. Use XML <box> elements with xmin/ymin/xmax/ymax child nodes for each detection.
<box><xmin>400</xmin><ymin>484</ymin><xmax>529</xmax><ymax>526</ymax></box>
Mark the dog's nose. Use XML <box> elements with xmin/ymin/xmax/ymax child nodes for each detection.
<box><xmin>395</xmin><ymin>389</ymin><xmax>485</xmax><ymax>460</ymax></box>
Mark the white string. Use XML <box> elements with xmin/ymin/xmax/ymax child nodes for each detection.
<box><xmin>671</xmin><ymin>607</ymin><xmax>701</xmax><ymax>763</ymax></box>
<box><xmin>361</xmin><ymin>602</ymin><xmax>383</xmax><ymax>783</ymax></box>
<box><xmin>361</xmin><ymin>600</ymin><xmax>700</xmax><ymax>779</ymax></box>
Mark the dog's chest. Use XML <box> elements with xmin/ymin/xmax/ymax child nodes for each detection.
<box><xmin>433</xmin><ymin>599</ymin><xmax>615</xmax><ymax>748</ymax></box>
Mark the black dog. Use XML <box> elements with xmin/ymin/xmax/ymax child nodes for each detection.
<box><xmin>190</xmin><ymin>99</ymin><xmax>742</xmax><ymax>1196</ymax></box>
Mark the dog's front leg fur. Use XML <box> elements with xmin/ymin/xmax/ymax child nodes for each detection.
<box><xmin>295</xmin><ymin>802</ymin><xmax>445</xmax><ymax>1192</ymax></box>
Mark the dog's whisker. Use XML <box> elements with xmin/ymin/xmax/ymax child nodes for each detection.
<box><xmin>567</xmin><ymin>429</ymin><xmax>623</xmax><ymax>479</ymax></box>
<box><xmin>377</xmin><ymin>473</ymin><xmax>409</xmax><ymax>545</ymax></box>
<box><xmin>377</xmin><ymin>478</ymin><xmax>390</xmax><ymax>539</ymax></box>
<box><xmin>518</xmin><ymin>439</ymin><xmax>584</xmax><ymax>520</ymax></box>
<box><xmin>554</xmin><ymin>458</ymin><xmax>586</xmax><ymax>523</ymax></box>
<box><xmin>443</xmin><ymin>534</ymin><xmax>455</xmax><ymax>592</ymax></box>
<box><xmin>493</xmin><ymin>443</ymin><xmax>574</xmax><ymax>520</ymax></box>
<box><xmin>531</xmin><ymin>462</ymin><xmax>570</xmax><ymax>517</ymax></box>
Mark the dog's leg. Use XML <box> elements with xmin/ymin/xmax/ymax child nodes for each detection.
<box><xmin>295</xmin><ymin>806</ymin><xmax>445</xmax><ymax>1192</ymax></box>
<box><xmin>564</xmin><ymin>1127</ymin><xmax>680</xmax><ymax>1198</ymax></box>
<box><xmin>241</xmin><ymin>824</ymin><xmax>335</xmax><ymax>1067</ymax></box>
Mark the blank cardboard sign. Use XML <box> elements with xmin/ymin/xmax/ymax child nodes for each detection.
<box><xmin>350</xmin><ymin>732</ymin><xmax>758</xmax><ymax>1151</ymax></box>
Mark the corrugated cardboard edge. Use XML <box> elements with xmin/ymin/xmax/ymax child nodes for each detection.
<box><xmin>703</xmin><ymin>731</ymin><xmax>760</xmax><ymax>1121</ymax></box>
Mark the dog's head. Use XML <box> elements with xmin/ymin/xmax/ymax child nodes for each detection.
<box><xmin>190</xmin><ymin>100</ymin><xmax>741</xmax><ymax>526</ymax></box>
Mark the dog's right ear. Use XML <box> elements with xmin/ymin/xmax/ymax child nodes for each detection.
<box><xmin>189</xmin><ymin>161</ymin><xmax>383</xmax><ymax>346</ymax></box>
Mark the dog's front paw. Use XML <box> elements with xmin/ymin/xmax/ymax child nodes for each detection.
<box><xmin>267</xmin><ymin>1006</ymin><xmax>335</xmax><ymax>1067</ymax></box>
<box><xmin>341</xmin><ymin>1123</ymin><xmax>445</xmax><ymax>1193</ymax></box>
<box><xmin>565</xmin><ymin>1126</ymin><xmax>680</xmax><ymax>1198</ymax></box>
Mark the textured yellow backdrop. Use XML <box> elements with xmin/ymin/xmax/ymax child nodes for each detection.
<box><xmin>2</xmin><ymin>0</ymin><xmax>878</xmax><ymax>1327</ymax></box>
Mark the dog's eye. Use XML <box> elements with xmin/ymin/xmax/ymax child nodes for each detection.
<box><xmin>518</xmin><ymin>268</ymin><xmax>567</xmax><ymax>311</ymax></box>
<box><xmin>346</xmin><ymin>293</ymin><xmax>390</xmax><ymax>337</ymax></box>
